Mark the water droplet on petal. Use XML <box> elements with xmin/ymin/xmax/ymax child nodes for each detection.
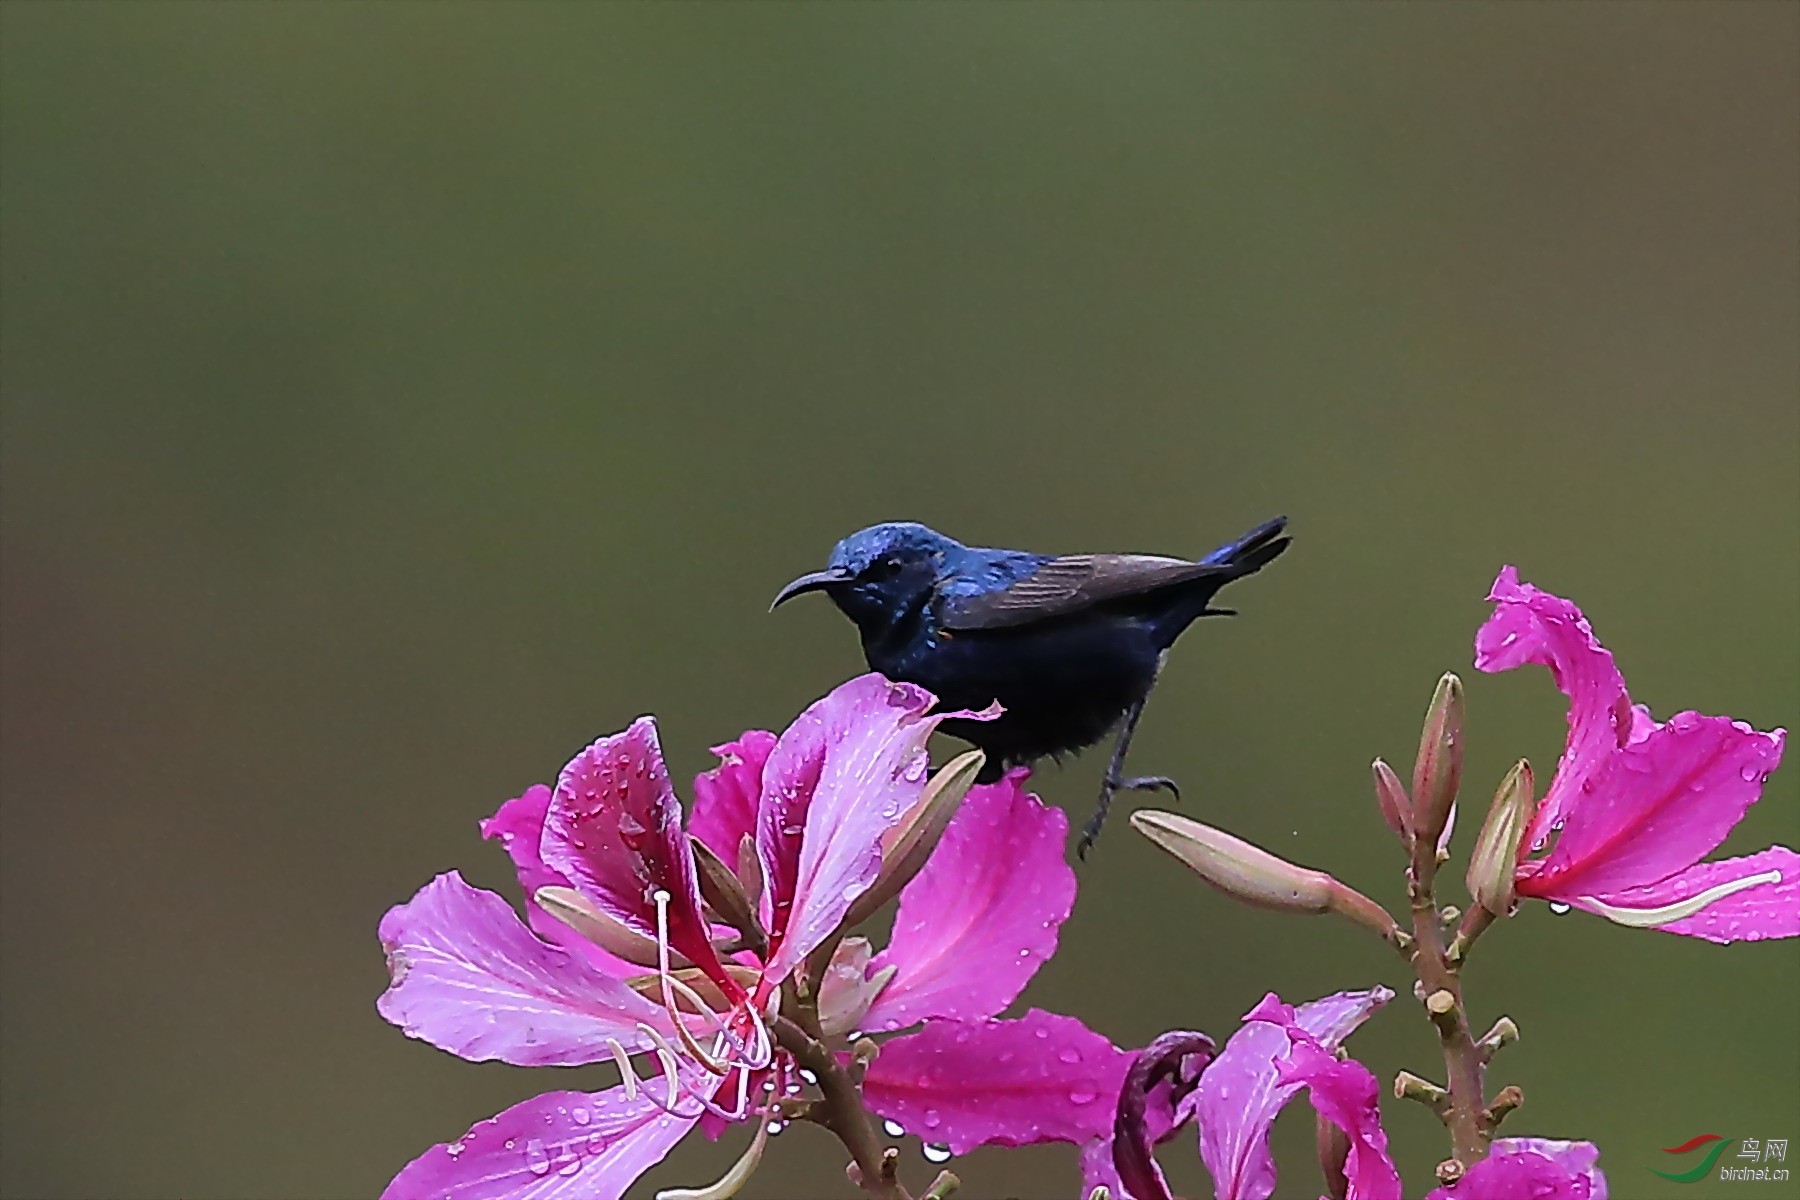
<box><xmin>570</xmin><ymin>1106</ymin><xmax>589</xmax><ymax>1126</ymax></box>
<box><xmin>445</xmin><ymin>1142</ymin><xmax>464</xmax><ymax>1159</ymax></box>
<box><xmin>523</xmin><ymin>1138</ymin><xmax>551</xmax><ymax>1176</ymax></box>
<box><xmin>923</xmin><ymin>1108</ymin><xmax>941</xmax><ymax>1129</ymax></box>
<box><xmin>1068</xmin><ymin>1088</ymin><xmax>1097</xmax><ymax>1104</ymax></box>
<box><xmin>1057</xmin><ymin>1046</ymin><xmax>1082</xmax><ymax>1064</ymax></box>
<box><xmin>883</xmin><ymin>1118</ymin><xmax>906</xmax><ymax>1137</ymax></box>
<box><xmin>923</xmin><ymin>1142</ymin><xmax>954</xmax><ymax>1164</ymax></box>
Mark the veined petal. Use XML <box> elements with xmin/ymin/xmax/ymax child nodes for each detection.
<box><xmin>758</xmin><ymin>674</ymin><xmax>995</xmax><ymax>982</ymax></box>
<box><xmin>1575</xmin><ymin>846</ymin><xmax>1800</xmax><ymax>943</ymax></box>
<box><xmin>1276</xmin><ymin>1041</ymin><xmax>1402</xmax><ymax>1200</ymax></box>
<box><xmin>690</xmin><ymin>731</ymin><xmax>776</xmax><ymax>868</ymax></box>
<box><xmin>1189</xmin><ymin>988</ymin><xmax>1392</xmax><ymax>1200</ymax></box>
<box><xmin>542</xmin><ymin>719</ymin><xmax>719</xmax><ymax>979</ymax></box>
<box><xmin>1424</xmin><ymin>1138</ymin><xmax>1607</xmax><ymax>1200</ymax></box>
<box><xmin>380</xmin><ymin>1086</ymin><xmax>701</xmax><ymax>1200</ymax></box>
<box><xmin>377</xmin><ymin>873</ymin><xmax>673</xmax><ymax>1066</ymax></box>
<box><xmin>860</xmin><ymin>1009</ymin><xmax>1132</xmax><ymax>1154</ymax></box>
<box><xmin>1474</xmin><ymin>567</ymin><xmax>1635</xmax><ymax>843</ymax></box>
<box><xmin>481</xmin><ymin>785</ymin><xmax>637</xmax><ymax>976</ymax></box>
<box><xmin>862</xmin><ymin>771</ymin><xmax>1075</xmax><ymax>1031</ymax></box>
<box><xmin>1522</xmin><ymin>718</ymin><xmax>1785</xmax><ymax>899</ymax></box>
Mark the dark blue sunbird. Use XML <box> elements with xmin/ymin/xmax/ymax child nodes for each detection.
<box><xmin>770</xmin><ymin>516</ymin><xmax>1290</xmax><ymax>856</ymax></box>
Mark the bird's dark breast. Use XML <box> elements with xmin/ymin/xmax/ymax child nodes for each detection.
<box><xmin>866</xmin><ymin>614</ymin><xmax>1162</xmax><ymax>780</ymax></box>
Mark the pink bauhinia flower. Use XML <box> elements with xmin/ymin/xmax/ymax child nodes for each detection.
<box><xmin>1084</xmin><ymin>988</ymin><xmax>1608</xmax><ymax>1200</ymax></box>
<box><xmin>376</xmin><ymin>673</ymin><xmax>1126</xmax><ymax>1198</ymax></box>
<box><xmin>1475</xmin><ymin>567</ymin><xmax>1795</xmax><ymax>942</ymax></box>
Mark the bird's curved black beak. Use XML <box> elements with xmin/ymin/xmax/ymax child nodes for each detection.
<box><xmin>769</xmin><ymin>568</ymin><xmax>849</xmax><ymax>612</ymax></box>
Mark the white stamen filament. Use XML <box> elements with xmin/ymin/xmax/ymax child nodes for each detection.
<box><xmin>605</xmin><ymin>1037</ymin><xmax>639</xmax><ymax>1101</ymax></box>
<box><xmin>1581</xmin><ymin>869</ymin><xmax>1782</xmax><ymax>928</ymax></box>
<box><xmin>655</xmin><ymin>1107</ymin><xmax>774</xmax><ymax>1200</ymax></box>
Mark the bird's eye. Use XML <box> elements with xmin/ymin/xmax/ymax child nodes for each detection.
<box><xmin>869</xmin><ymin>555</ymin><xmax>903</xmax><ymax>578</ymax></box>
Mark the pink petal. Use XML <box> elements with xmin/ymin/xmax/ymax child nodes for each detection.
<box><xmin>1276</xmin><ymin>1041</ymin><xmax>1402</xmax><ymax>1200</ymax></box>
<box><xmin>861</xmin><ymin>770</ymin><xmax>1075</xmax><ymax>1031</ymax></box>
<box><xmin>1190</xmin><ymin>988</ymin><xmax>1392</xmax><ymax>1200</ymax></box>
<box><xmin>541</xmin><ymin>719</ymin><xmax>719</xmax><ymax>979</ymax></box>
<box><xmin>690</xmin><ymin>731</ymin><xmax>776</xmax><ymax>866</ymax></box>
<box><xmin>1425</xmin><ymin>1138</ymin><xmax>1607</xmax><ymax>1200</ymax></box>
<box><xmin>758</xmin><ymin>674</ymin><xmax>996</xmax><ymax>982</ymax></box>
<box><xmin>1474</xmin><ymin>567</ymin><xmax>1636</xmax><ymax>843</ymax></box>
<box><xmin>481</xmin><ymin>785</ymin><xmax>636</xmax><ymax>976</ymax></box>
<box><xmin>1578</xmin><ymin>846</ymin><xmax>1800</xmax><ymax>943</ymax></box>
<box><xmin>380</xmin><ymin>1086</ymin><xmax>700</xmax><ymax>1200</ymax></box>
<box><xmin>376</xmin><ymin>873</ymin><xmax>672</xmax><ymax>1066</ymax></box>
<box><xmin>1522</xmin><ymin>717</ymin><xmax>1785</xmax><ymax>899</ymax></box>
<box><xmin>860</xmin><ymin>1009</ymin><xmax>1132</xmax><ymax>1154</ymax></box>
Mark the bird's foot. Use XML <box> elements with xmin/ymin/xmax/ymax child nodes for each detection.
<box><xmin>1076</xmin><ymin>773</ymin><xmax>1182</xmax><ymax>861</ymax></box>
<box><xmin>1117</xmin><ymin>774</ymin><xmax>1180</xmax><ymax>803</ymax></box>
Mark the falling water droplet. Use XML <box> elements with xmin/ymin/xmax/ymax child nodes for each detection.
<box><xmin>799</xmin><ymin>1068</ymin><xmax>819</xmax><ymax>1084</ymax></box>
<box><xmin>883</xmin><ymin>1119</ymin><xmax>907</xmax><ymax>1137</ymax></box>
<box><xmin>1548</xmin><ymin>901</ymin><xmax>1572</xmax><ymax>915</ymax></box>
<box><xmin>923</xmin><ymin>1142</ymin><xmax>954</xmax><ymax>1164</ymax></box>
<box><xmin>523</xmin><ymin>1138</ymin><xmax>551</xmax><ymax>1176</ymax></box>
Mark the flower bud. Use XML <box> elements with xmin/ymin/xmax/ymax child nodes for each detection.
<box><xmin>536</xmin><ymin>885</ymin><xmax>674</xmax><ymax>968</ymax></box>
<box><xmin>815</xmin><ymin>937</ymin><xmax>897</xmax><ymax>1041</ymax></box>
<box><xmin>1317</xmin><ymin>1110</ymin><xmax>1351</xmax><ymax>1200</ymax></box>
<box><xmin>1412</xmin><ymin>673</ymin><xmax>1465</xmax><ymax>850</ymax></box>
<box><xmin>1370</xmin><ymin>757</ymin><xmax>1413</xmax><ymax>847</ymax></box>
<box><xmin>691</xmin><ymin>835</ymin><xmax>766</xmax><ymax>953</ymax></box>
<box><xmin>841</xmin><ymin>748</ymin><xmax>985</xmax><ymax>929</ymax></box>
<box><xmin>1132</xmin><ymin>811</ymin><xmax>1336</xmax><ymax>913</ymax></box>
<box><xmin>1465</xmin><ymin>760</ymin><xmax>1533</xmax><ymax>916</ymax></box>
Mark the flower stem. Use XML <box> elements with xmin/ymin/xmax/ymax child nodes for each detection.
<box><xmin>1406</xmin><ymin>865</ymin><xmax>1492</xmax><ymax>1171</ymax></box>
<box><xmin>772</xmin><ymin>1010</ymin><xmax>911</xmax><ymax>1200</ymax></box>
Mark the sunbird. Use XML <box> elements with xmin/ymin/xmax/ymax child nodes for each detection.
<box><xmin>770</xmin><ymin>517</ymin><xmax>1290</xmax><ymax>856</ymax></box>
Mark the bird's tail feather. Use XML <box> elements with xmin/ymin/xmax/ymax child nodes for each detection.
<box><xmin>1200</xmin><ymin>515</ymin><xmax>1290</xmax><ymax>575</ymax></box>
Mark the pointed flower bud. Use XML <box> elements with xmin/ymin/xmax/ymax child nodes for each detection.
<box><xmin>1316</xmin><ymin>1109</ymin><xmax>1351</xmax><ymax>1200</ymax></box>
<box><xmin>691</xmin><ymin>834</ymin><xmax>766</xmax><ymax>954</ymax></box>
<box><xmin>1411</xmin><ymin>673</ymin><xmax>1465</xmax><ymax>851</ymax></box>
<box><xmin>1134</xmin><ymin>811</ymin><xmax>1406</xmax><ymax>947</ymax></box>
<box><xmin>535</xmin><ymin>885</ymin><xmax>677</xmax><ymax>968</ymax></box>
<box><xmin>1370</xmin><ymin>758</ymin><xmax>1413</xmax><ymax>848</ymax></box>
<box><xmin>1466</xmin><ymin>760</ymin><xmax>1533</xmax><ymax>916</ymax></box>
<box><xmin>1133</xmin><ymin>810</ymin><xmax>1336</xmax><ymax>913</ymax></box>
<box><xmin>841</xmin><ymin>748</ymin><xmax>986</xmax><ymax>929</ymax></box>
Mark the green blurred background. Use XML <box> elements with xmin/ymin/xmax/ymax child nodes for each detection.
<box><xmin>2</xmin><ymin>4</ymin><xmax>1795</xmax><ymax>1198</ymax></box>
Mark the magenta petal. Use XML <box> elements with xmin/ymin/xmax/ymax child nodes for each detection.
<box><xmin>1277</xmin><ymin>1042</ymin><xmax>1401</xmax><ymax>1200</ymax></box>
<box><xmin>380</xmin><ymin>1086</ymin><xmax>700</xmax><ymax>1200</ymax></box>
<box><xmin>690</xmin><ymin>731</ymin><xmax>776</xmax><ymax>866</ymax></box>
<box><xmin>861</xmin><ymin>1009</ymin><xmax>1133</xmax><ymax>1154</ymax></box>
<box><xmin>759</xmin><ymin>674</ymin><xmax>995</xmax><ymax>982</ymax></box>
<box><xmin>862</xmin><ymin>770</ymin><xmax>1075</xmax><ymax>1031</ymax></box>
<box><xmin>1474</xmin><ymin>567</ymin><xmax>1635</xmax><ymax>843</ymax></box>
<box><xmin>481</xmin><ymin>786</ymin><xmax>636</xmax><ymax>976</ymax></box>
<box><xmin>376</xmin><ymin>873</ymin><xmax>672</xmax><ymax>1066</ymax></box>
<box><xmin>541</xmin><ymin>719</ymin><xmax>718</xmax><ymax>975</ymax></box>
<box><xmin>1425</xmin><ymin>1138</ymin><xmax>1607</xmax><ymax>1200</ymax></box>
<box><xmin>1579</xmin><ymin>846</ymin><xmax>1800</xmax><ymax>943</ymax></box>
<box><xmin>1190</xmin><ymin>987</ymin><xmax>1392</xmax><ymax>1200</ymax></box>
<box><xmin>1524</xmin><ymin>717</ymin><xmax>1786</xmax><ymax>898</ymax></box>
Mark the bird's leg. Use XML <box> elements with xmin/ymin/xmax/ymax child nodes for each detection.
<box><xmin>1077</xmin><ymin>696</ymin><xmax>1179</xmax><ymax>859</ymax></box>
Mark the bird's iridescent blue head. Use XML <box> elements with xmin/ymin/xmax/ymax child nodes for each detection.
<box><xmin>770</xmin><ymin>522</ymin><xmax>961</xmax><ymax>633</ymax></box>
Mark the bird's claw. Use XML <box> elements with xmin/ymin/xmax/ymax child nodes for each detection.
<box><xmin>1117</xmin><ymin>774</ymin><xmax>1180</xmax><ymax>802</ymax></box>
<box><xmin>1076</xmin><ymin>773</ymin><xmax>1181</xmax><ymax>861</ymax></box>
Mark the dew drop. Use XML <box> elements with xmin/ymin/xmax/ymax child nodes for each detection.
<box><xmin>1548</xmin><ymin>901</ymin><xmax>1572</xmax><ymax>915</ymax></box>
<box><xmin>1068</xmin><ymin>1088</ymin><xmax>1098</xmax><ymax>1104</ymax></box>
<box><xmin>923</xmin><ymin>1142</ymin><xmax>954</xmax><ymax>1164</ymax></box>
<box><xmin>523</xmin><ymin>1138</ymin><xmax>551</xmax><ymax>1176</ymax></box>
<box><xmin>1740</xmin><ymin>765</ymin><xmax>1763</xmax><ymax>783</ymax></box>
<box><xmin>883</xmin><ymin>1118</ymin><xmax>907</xmax><ymax>1137</ymax></box>
<box><xmin>799</xmin><ymin>1068</ymin><xmax>819</xmax><ymax>1084</ymax></box>
<box><xmin>445</xmin><ymin>1142</ymin><xmax>464</xmax><ymax>1159</ymax></box>
<box><xmin>557</xmin><ymin>1151</ymin><xmax>581</xmax><ymax>1177</ymax></box>
<box><xmin>768</xmin><ymin>1120</ymin><xmax>787</xmax><ymax>1136</ymax></box>
<box><xmin>1057</xmin><ymin>1046</ymin><xmax>1082</xmax><ymax>1064</ymax></box>
<box><xmin>923</xmin><ymin>1108</ymin><xmax>941</xmax><ymax>1129</ymax></box>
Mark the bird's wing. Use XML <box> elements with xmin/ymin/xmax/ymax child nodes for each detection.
<box><xmin>939</xmin><ymin>554</ymin><xmax>1227</xmax><ymax>630</ymax></box>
